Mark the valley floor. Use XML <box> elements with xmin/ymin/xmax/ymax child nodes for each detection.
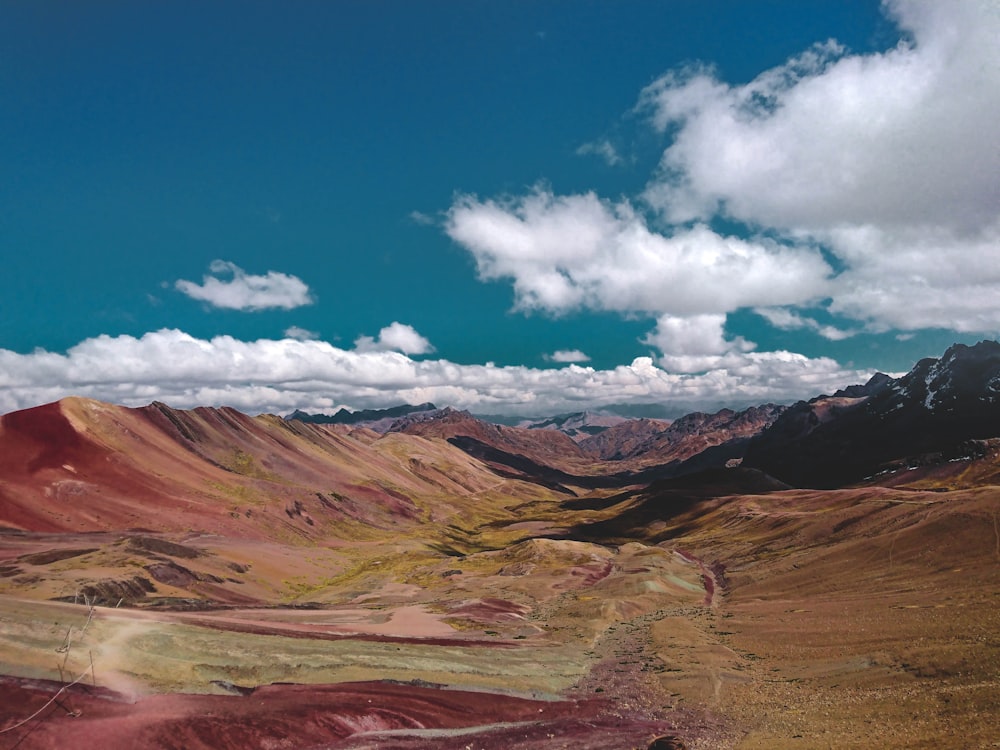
<box><xmin>1</xmin><ymin>484</ymin><xmax>999</xmax><ymax>749</ymax></box>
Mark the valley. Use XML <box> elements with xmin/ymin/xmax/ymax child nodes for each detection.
<box><xmin>2</xmin><ymin>342</ymin><xmax>1000</xmax><ymax>749</ymax></box>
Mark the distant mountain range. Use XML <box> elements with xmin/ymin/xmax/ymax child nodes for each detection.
<box><xmin>3</xmin><ymin>339</ymin><xmax>1000</xmax><ymax>539</ymax></box>
<box><xmin>516</xmin><ymin>411</ymin><xmax>632</xmax><ymax>440</ymax></box>
<box><xmin>287</xmin><ymin>402</ymin><xmax>440</xmax><ymax>432</ymax></box>
<box><xmin>283</xmin><ymin>339</ymin><xmax>1000</xmax><ymax>491</ymax></box>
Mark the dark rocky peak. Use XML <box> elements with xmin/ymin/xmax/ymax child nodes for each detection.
<box><xmin>286</xmin><ymin>403</ymin><xmax>438</xmax><ymax>428</ymax></box>
<box><xmin>744</xmin><ymin>340</ymin><xmax>1000</xmax><ymax>487</ymax></box>
<box><xmin>664</xmin><ymin>404</ymin><xmax>784</xmax><ymax>437</ymax></box>
<box><xmin>901</xmin><ymin>340</ymin><xmax>1000</xmax><ymax>409</ymax></box>
<box><xmin>864</xmin><ymin>340</ymin><xmax>1000</xmax><ymax>415</ymax></box>
<box><xmin>832</xmin><ymin>371</ymin><xmax>893</xmax><ymax>399</ymax></box>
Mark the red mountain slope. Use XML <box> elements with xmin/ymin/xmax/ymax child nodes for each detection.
<box><xmin>395</xmin><ymin>407</ymin><xmax>597</xmax><ymax>475</ymax></box>
<box><xmin>0</xmin><ymin>398</ymin><xmax>535</xmax><ymax>537</ymax></box>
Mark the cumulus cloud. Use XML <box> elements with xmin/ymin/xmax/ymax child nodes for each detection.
<box><xmin>446</xmin><ymin>190</ymin><xmax>832</xmax><ymax>317</ymax></box>
<box><xmin>822</xmin><ymin>223</ymin><xmax>1000</xmax><ymax>332</ymax></box>
<box><xmin>446</xmin><ymin>0</ymin><xmax>1000</xmax><ymax>362</ymax></box>
<box><xmin>641</xmin><ymin>314</ymin><xmax>756</xmax><ymax>373</ymax></box>
<box><xmin>353</xmin><ymin>322</ymin><xmax>435</xmax><ymax>355</ymax></box>
<box><xmin>175</xmin><ymin>260</ymin><xmax>314</xmax><ymax>311</ymax></box>
<box><xmin>546</xmin><ymin>349</ymin><xmax>591</xmax><ymax>363</ymax></box>
<box><xmin>637</xmin><ymin>0</ymin><xmax>1000</xmax><ymax>333</ymax></box>
<box><xmin>754</xmin><ymin>308</ymin><xmax>857</xmax><ymax>342</ymax></box>
<box><xmin>0</xmin><ymin>330</ymin><xmax>867</xmax><ymax>417</ymax></box>
<box><xmin>445</xmin><ymin>189</ymin><xmax>832</xmax><ymax>366</ymax></box>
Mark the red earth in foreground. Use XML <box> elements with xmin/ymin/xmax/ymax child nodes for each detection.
<box><xmin>0</xmin><ymin>677</ymin><xmax>711</xmax><ymax>750</ymax></box>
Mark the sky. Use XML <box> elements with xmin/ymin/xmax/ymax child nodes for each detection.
<box><xmin>1</xmin><ymin>0</ymin><xmax>999</xmax><ymax>418</ymax></box>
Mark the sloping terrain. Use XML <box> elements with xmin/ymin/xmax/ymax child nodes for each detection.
<box><xmin>4</xmin><ymin>458</ymin><xmax>997</xmax><ymax>749</ymax></box>
<box><xmin>517</xmin><ymin>411</ymin><xmax>632</xmax><ymax>441</ymax></box>
<box><xmin>549</xmin><ymin>471</ymin><xmax>1000</xmax><ymax>747</ymax></box>
<box><xmin>0</xmin><ymin>397</ymin><xmax>554</xmax><ymax>539</ymax></box>
<box><xmin>2</xmin><ymin>343</ymin><xmax>1000</xmax><ymax>749</ymax></box>
<box><xmin>744</xmin><ymin>340</ymin><xmax>1000</xmax><ymax>487</ymax></box>
<box><xmin>580</xmin><ymin>406</ymin><xmax>783</xmax><ymax>468</ymax></box>
<box><xmin>0</xmin><ymin>398</ymin><xmax>724</xmax><ymax>749</ymax></box>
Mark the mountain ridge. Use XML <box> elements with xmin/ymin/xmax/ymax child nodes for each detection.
<box><xmin>3</xmin><ymin>341</ymin><xmax>1000</xmax><ymax>749</ymax></box>
<box><xmin>743</xmin><ymin>339</ymin><xmax>1000</xmax><ymax>487</ymax></box>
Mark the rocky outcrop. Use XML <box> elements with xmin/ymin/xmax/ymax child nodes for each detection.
<box><xmin>394</xmin><ymin>407</ymin><xmax>593</xmax><ymax>475</ymax></box>
<box><xmin>744</xmin><ymin>340</ymin><xmax>1000</xmax><ymax>487</ymax></box>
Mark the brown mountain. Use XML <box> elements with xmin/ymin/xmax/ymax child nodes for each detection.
<box><xmin>3</xmin><ymin>343</ymin><xmax>1000</xmax><ymax>750</ymax></box>
<box><xmin>575</xmin><ymin>417</ymin><xmax>672</xmax><ymax>459</ymax></box>
<box><xmin>580</xmin><ymin>405</ymin><xmax>784</xmax><ymax>467</ymax></box>
<box><xmin>391</xmin><ymin>407</ymin><xmax>599</xmax><ymax>477</ymax></box>
<box><xmin>0</xmin><ymin>397</ymin><xmax>546</xmax><ymax>538</ymax></box>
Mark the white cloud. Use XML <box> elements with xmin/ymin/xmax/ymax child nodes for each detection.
<box><xmin>445</xmin><ymin>189</ymin><xmax>833</xmax><ymax>365</ymax></box>
<box><xmin>283</xmin><ymin>326</ymin><xmax>320</xmax><ymax>341</ymax></box>
<box><xmin>175</xmin><ymin>260</ymin><xmax>313</xmax><ymax>311</ymax></box>
<box><xmin>546</xmin><ymin>349</ymin><xmax>591</xmax><ymax>363</ymax></box>
<box><xmin>576</xmin><ymin>139</ymin><xmax>623</xmax><ymax>166</ymax></box>
<box><xmin>636</xmin><ymin>0</ymin><xmax>1000</xmax><ymax>334</ymax></box>
<box><xmin>353</xmin><ymin>322</ymin><xmax>435</xmax><ymax>355</ymax></box>
<box><xmin>0</xmin><ymin>330</ymin><xmax>867</xmax><ymax>417</ymax></box>
<box><xmin>641</xmin><ymin>314</ymin><xmax>756</xmax><ymax>373</ymax></box>
<box><xmin>445</xmin><ymin>0</ymin><xmax>1000</xmax><ymax>363</ymax></box>
<box><xmin>754</xmin><ymin>308</ymin><xmax>857</xmax><ymax>341</ymax></box>
<box><xmin>822</xmin><ymin>223</ymin><xmax>1000</xmax><ymax>332</ymax></box>
<box><xmin>446</xmin><ymin>190</ymin><xmax>832</xmax><ymax>318</ymax></box>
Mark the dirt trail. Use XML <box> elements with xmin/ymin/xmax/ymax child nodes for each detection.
<box><xmin>674</xmin><ymin>549</ymin><xmax>722</xmax><ymax>607</ymax></box>
<box><xmin>570</xmin><ymin>605</ymin><xmax>742</xmax><ymax>749</ymax></box>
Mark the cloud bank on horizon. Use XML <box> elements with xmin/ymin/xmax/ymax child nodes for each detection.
<box><xmin>0</xmin><ymin>328</ymin><xmax>864</xmax><ymax>417</ymax></box>
<box><xmin>1</xmin><ymin>0</ymin><xmax>997</xmax><ymax>418</ymax></box>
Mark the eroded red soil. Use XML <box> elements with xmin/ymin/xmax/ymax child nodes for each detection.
<box><xmin>0</xmin><ymin>677</ymin><xmax>709</xmax><ymax>750</ymax></box>
<box><xmin>3</xmin><ymin>397</ymin><xmax>1000</xmax><ymax>749</ymax></box>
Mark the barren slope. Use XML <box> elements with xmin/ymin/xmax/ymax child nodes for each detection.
<box><xmin>0</xmin><ymin>398</ymin><xmax>556</xmax><ymax>539</ymax></box>
<box><xmin>2</xmin><ymin>393</ymin><xmax>999</xmax><ymax>749</ymax></box>
<box><xmin>570</xmin><ymin>478</ymin><xmax>1000</xmax><ymax>748</ymax></box>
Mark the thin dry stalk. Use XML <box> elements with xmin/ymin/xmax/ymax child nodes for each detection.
<box><xmin>0</xmin><ymin>666</ymin><xmax>92</xmax><ymax>735</ymax></box>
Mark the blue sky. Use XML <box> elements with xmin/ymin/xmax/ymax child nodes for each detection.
<box><xmin>1</xmin><ymin>1</ymin><xmax>998</xmax><ymax>416</ymax></box>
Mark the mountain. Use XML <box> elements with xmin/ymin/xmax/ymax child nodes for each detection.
<box><xmin>579</xmin><ymin>405</ymin><xmax>784</xmax><ymax>466</ymax></box>
<box><xmin>387</xmin><ymin>404</ymin><xmax>785</xmax><ymax>484</ymax></box>
<box><xmin>287</xmin><ymin>402</ymin><xmax>439</xmax><ymax>430</ymax></box>
<box><xmin>516</xmin><ymin>411</ymin><xmax>631</xmax><ymax>441</ymax></box>
<box><xmin>744</xmin><ymin>340</ymin><xmax>1000</xmax><ymax>487</ymax></box>
<box><xmin>3</xmin><ymin>344</ymin><xmax>1000</xmax><ymax>749</ymax></box>
<box><xmin>390</xmin><ymin>407</ymin><xmax>597</xmax><ymax>480</ymax></box>
<box><xmin>576</xmin><ymin>417</ymin><xmax>672</xmax><ymax>460</ymax></box>
<box><xmin>0</xmin><ymin>398</ymin><xmax>546</xmax><ymax>538</ymax></box>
